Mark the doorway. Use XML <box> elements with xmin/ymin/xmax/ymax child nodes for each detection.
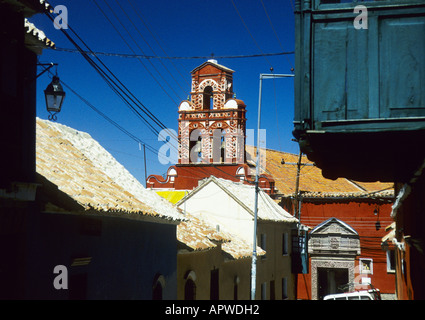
<box><xmin>318</xmin><ymin>268</ymin><xmax>348</xmax><ymax>300</ymax></box>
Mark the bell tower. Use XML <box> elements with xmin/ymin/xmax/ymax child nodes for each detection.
<box><xmin>178</xmin><ymin>59</ymin><xmax>247</xmax><ymax>165</ymax></box>
<box><xmin>146</xmin><ymin>60</ymin><xmax>275</xmax><ymax>194</ymax></box>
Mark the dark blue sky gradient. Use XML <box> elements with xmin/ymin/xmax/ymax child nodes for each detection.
<box><xmin>31</xmin><ymin>0</ymin><xmax>297</xmax><ymax>184</ymax></box>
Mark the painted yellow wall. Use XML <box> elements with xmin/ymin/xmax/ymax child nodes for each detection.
<box><xmin>177</xmin><ymin>222</ymin><xmax>296</xmax><ymax>300</ymax></box>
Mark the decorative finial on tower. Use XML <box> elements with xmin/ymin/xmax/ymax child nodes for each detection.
<box><xmin>208</xmin><ymin>53</ymin><xmax>217</xmax><ymax>64</ymax></box>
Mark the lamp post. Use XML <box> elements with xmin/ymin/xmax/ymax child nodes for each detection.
<box><xmin>44</xmin><ymin>75</ymin><xmax>65</xmax><ymax>121</ymax></box>
<box><xmin>251</xmin><ymin>72</ymin><xmax>294</xmax><ymax>300</ymax></box>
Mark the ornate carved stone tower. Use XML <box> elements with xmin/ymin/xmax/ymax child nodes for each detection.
<box><xmin>178</xmin><ymin>59</ymin><xmax>247</xmax><ymax>165</ymax></box>
<box><xmin>146</xmin><ymin>60</ymin><xmax>275</xmax><ymax>194</ymax></box>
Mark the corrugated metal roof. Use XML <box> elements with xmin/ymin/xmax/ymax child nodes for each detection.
<box><xmin>246</xmin><ymin>146</ymin><xmax>394</xmax><ymax>199</ymax></box>
<box><xmin>36</xmin><ymin>118</ymin><xmax>182</xmax><ymax>221</ymax></box>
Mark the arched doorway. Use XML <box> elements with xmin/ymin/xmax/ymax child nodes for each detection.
<box><xmin>185</xmin><ymin>279</ymin><xmax>196</xmax><ymax>300</ymax></box>
<box><xmin>152</xmin><ymin>274</ymin><xmax>165</xmax><ymax>300</ymax></box>
<box><xmin>184</xmin><ymin>270</ymin><xmax>197</xmax><ymax>300</ymax></box>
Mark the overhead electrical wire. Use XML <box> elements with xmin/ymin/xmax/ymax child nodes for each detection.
<box><xmin>113</xmin><ymin>0</ymin><xmax>188</xmax><ymax>97</ymax></box>
<box><xmin>40</xmin><ymin>64</ymin><xmax>178</xmax><ymax>173</ymax></box>
<box><xmin>94</xmin><ymin>0</ymin><xmax>184</xmax><ymax>104</ymax></box>
<box><xmin>230</xmin><ymin>0</ymin><xmax>274</xmax><ymax>69</ymax></box>
<box><xmin>46</xmin><ymin>70</ymin><xmax>163</xmax><ymax>158</ymax></box>
<box><xmin>53</xmin><ymin>47</ymin><xmax>294</xmax><ymax>60</ymax></box>
<box><xmin>126</xmin><ymin>0</ymin><xmax>190</xmax><ymax>88</ymax></box>
<box><xmin>43</xmin><ymin>1</ymin><xmax>297</xmax><ymax>184</ymax></box>
<box><xmin>91</xmin><ymin>0</ymin><xmax>180</xmax><ymax>106</ymax></box>
<box><xmin>259</xmin><ymin>0</ymin><xmax>294</xmax><ymax>71</ymax></box>
<box><xmin>44</xmin><ymin>4</ymin><xmax>181</xmax><ymax>148</ymax></box>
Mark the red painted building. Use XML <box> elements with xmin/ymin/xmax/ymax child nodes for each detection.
<box><xmin>253</xmin><ymin>149</ymin><xmax>396</xmax><ymax>300</ymax></box>
<box><xmin>289</xmin><ymin>197</ymin><xmax>395</xmax><ymax>300</ymax></box>
<box><xmin>147</xmin><ymin>60</ymin><xmax>275</xmax><ymax>194</ymax></box>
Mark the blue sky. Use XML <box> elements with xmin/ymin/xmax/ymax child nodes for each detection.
<box><xmin>31</xmin><ymin>0</ymin><xmax>297</xmax><ymax>185</ymax></box>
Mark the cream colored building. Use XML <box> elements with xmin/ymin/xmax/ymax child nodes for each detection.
<box><xmin>176</xmin><ymin>176</ymin><xmax>299</xmax><ymax>300</ymax></box>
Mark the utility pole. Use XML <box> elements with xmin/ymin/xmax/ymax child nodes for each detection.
<box><xmin>251</xmin><ymin>72</ymin><xmax>294</xmax><ymax>300</ymax></box>
<box><xmin>143</xmin><ymin>143</ymin><xmax>147</xmax><ymax>188</ymax></box>
<box><xmin>140</xmin><ymin>142</ymin><xmax>148</xmax><ymax>187</ymax></box>
<box><xmin>294</xmin><ymin>151</ymin><xmax>302</xmax><ymax>220</ymax></box>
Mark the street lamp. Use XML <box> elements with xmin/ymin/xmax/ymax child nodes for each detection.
<box><xmin>251</xmin><ymin>71</ymin><xmax>294</xmax><ymax>300</ymax></box>
<box><xmin>44</xmin><ymin>75</ymin><xmax>65</xmax><ymax>121</ymax></box>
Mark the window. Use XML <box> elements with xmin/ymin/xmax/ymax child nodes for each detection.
<box><xmin>210</xmin><ymin>269</ymin><xmax>219</xmax><ymax>300</ymax></box>
<box><xmin>282</xmin><ymin>233</ymin><xmax>288</xmax><ymax>255</ymax></box>
<box><xmin>282</xmin><ymin>278</ymin><xmax>288</xmax><ymax>299</ymax></box>
<box><xmin>203</xmin><ymin>86</ymin><xmax>213</xmax><ymax>109</ymax></box>
<box><xmin>189</xmin><ymin>137</ymin><xmax>202</xmax><ymax>163</ymax></box>
<box><xmin>261</xmin><ymin>282</ymin><xmax>267</xmax><ymax>300</ymax></box>
<box><xmin>386</xmin><ymin>249</ymin><xmax>396</xmax><ymax>273</ymax></box>
<box><xmin>233</xmin><ymin>283</ymin><xmax>238</xmax><ymax>300</ymax></box>
<box><xmin>260</xmin><ymin>233</ymin><xmax>267</xmax><ymax>260</ymax></box>
<box><xmin>359</xmin><ymin>258</ymin><xmax>373</xmax><ymax>274</ymax></box>
<box><xmin>270</xmin><ymin>280</ymin><xmax>275</xmax><ymax>300</ymax></box>
<box><xmin>260</xmin><ymin>234</ymin><xmax>266</xmax><ymax>250</ymax></box>
<box><xmin>212</xmin><ymin>129</ymin><xmax>226</xmax><ymax>163</ymax></box>
<box><xmin>189</xmin><ymin>129</ymin><xmax>203</xmax><ymax>163</ymax></box>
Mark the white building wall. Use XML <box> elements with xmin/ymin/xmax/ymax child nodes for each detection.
<box><xmin>179</xmin><ymin>182</ymin><xmax>255</xmax><ymax>244</ymax></box>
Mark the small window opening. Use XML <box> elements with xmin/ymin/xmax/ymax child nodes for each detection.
<box><xmin>203</xmin><ymin>86</ymin><xmax>213</xmax><ymax>109</ymax></box>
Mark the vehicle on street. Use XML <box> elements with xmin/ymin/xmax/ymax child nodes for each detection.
<box><xmin>323</xmin><ymin>289</ymin><xmax>381</xmax><ymax>300</ymax></box>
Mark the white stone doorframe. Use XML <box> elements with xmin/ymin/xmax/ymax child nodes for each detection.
<box><xmin>311</xmin><ymin>258</ymin><xmax>355</xmax><ymax>300</ymax></box>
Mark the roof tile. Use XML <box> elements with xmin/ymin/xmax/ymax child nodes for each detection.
<box><xmin>246</xmin><ymin>146</ymin><xmax>394</xmax><ymax>198</ymax></box>
<box><xmin>36</xmin><ymin>118</ymin><xmax>183</xmax><ymax>221</ymax></box>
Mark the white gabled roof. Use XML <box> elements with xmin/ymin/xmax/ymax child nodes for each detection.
<box><xmin>310</xmin><ymin>217</ymin><xmax>358</xmax><ymax>235</ymax></box>
<box><xmin>179</xmin><ymin>176</ymin><xmax>298</xmax><ymax>223</ymax></box>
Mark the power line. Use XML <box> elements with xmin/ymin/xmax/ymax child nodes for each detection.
<box><xmin>95</xmin><ymin>0</ymin><xmax>184</xmax><ymax>104</ymax></box>
<box><xmin>53</xmin><ymin>46</ymin><xmax>294</xmax><ymax>60</ymax></box>
<box><xmin>230</xmin><ymin>0</ymin><xmax>274</xmax><ymax>68</ymax></box>
<box><xmin>44</xmin><ymin>7</ymin><xmax>180</xmax><ymax>146</ymax></box>
<box><xmin>259</xmin><ymin>0</ymin><xmax>295</xmax><ymax>70</ymax></box>
<box><xmin>42</xmin><ymin>68</ymin><xmax>162</xmax><ymax>158</ymax></box>
<box><xmin>126</xmin><ymin>0</ymin><xmax>190</xmax><ymax>88</ymax></box>
<box><xmin>91</xmin><ymin>0</ymin><xmax>180</xmax><ymax>106</ymax></box>
<box><xmin>113</xmin><ymin>0</ymin><xmax>187</xmax><ymax>97</ymax></box>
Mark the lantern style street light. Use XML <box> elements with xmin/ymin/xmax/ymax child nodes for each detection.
<box><xmin>44</xmin><ymin>75</ymin><xmax>65</xmax><ymax>121</ymax></box>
